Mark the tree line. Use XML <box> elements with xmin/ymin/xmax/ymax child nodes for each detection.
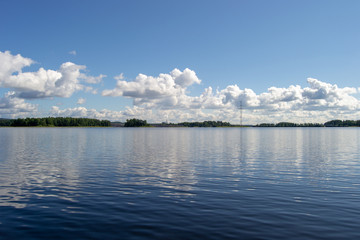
<box><xmin>123</xmin><ymin>119</ymin><xmax>231</xmax><ymax>127</ymax></box>
<box><xmin>0</xmin><ymin>118</ymin><xmax>13</xmax><ymax>126</ymax></box>
<box><xmin>324</xmin><ymin>120</ymin><xmax>360</xmax><ymax>127</ymax></box>
<box><xmin>124</xmin><ymin>118</ymin><xmax>149</xmax><ymax>127</ymax></box>
<box><xmin>256</xmin><ymin>122</ymin><xmax>323</xmax><ymax>127</ymax></box>
<box><xmin>2</xmin><ymin>117</ymin><xmax>360</xmax><ymax>128</ymax></box>
<box><xmin>1</xmin><ymin>117</ymin><xmax>111</xmax><ymax>127</ymax></box>
<box><xmin>256</xmin><ymin>120</ymin><xmax>360</xmax><ymax>127</ymax></box>
<box><xmin>178</xmin><ymin>121</ymin><xmax>231</xmax><ymax>127</ymax></box>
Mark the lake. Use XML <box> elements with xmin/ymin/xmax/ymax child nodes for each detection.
<box><xmin>0</xmin><ymin>127</ymin><xmax>360</xmax><ymax>239</ymax></box>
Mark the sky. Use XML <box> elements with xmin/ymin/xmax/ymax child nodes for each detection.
<box><xmin>1</xmin><ymin>0</ymin><xmax>360</xmax><ymax>124</ymax></box>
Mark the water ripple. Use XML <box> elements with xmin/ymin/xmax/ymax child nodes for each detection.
<box><xmin>0</xmin><ymin>128</ymin><xmax>360</xmax><ymax>239</ymax></box>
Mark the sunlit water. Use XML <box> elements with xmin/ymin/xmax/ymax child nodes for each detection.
<box><xmin>0</xmin><ymin>127</ymin><xmax>360</xmax><ymax>239</ymax></box>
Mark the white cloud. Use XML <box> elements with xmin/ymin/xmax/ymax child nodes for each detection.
<box><xmin>102</xmin><ymin>69</ymin><xmax>360</xmax><ymax>123</ymax></box>
<box><xmin>0</xmin><ymin>51</ymin><xmax>105</xmax><ymax>99</ymax></box>
<box><xmin>84</xmin><ymin>86</ymin><xmax>98</xmax><ymax>94</ymax></box>
<box><xmin>48</xmin><ymin>105</ymin><xmax>217</xmax><ymax>123</ymax></box>
<box><xmin>81</xmin><ymin>74</ymin><xmax>106</xmax><ymax>84</ymax></box>
<box><xmin>0</xmin><ymin>51</ymin><xmax>33</xmax><ymax>81</ymax></box>
<box><xmin>302</xmin><ymin>78</ymin><xmax>359</xmax><ymax>111</ymax></box>
<box><xmin>102</xmin><ymin>68</ymin><xmax>201</xmax><ymax>102</ymax></box>
<box><xmin>2</xmin><ymin>52</ymin><xmax>360</xmax><ymax>123</ymax></box>
<box><xmin>0</xmin><ymin>91</ymin><xmax>37</xmax><ymax>118</ymax></box>
<box><xmin>114</xmin><ymin>73</ymin><xmax>124</xmax><ymax>81</ymax></box>
<box><xmin>69</xmin><ymin>50</ymin><xmax>77</xmax><ymax>56</ymax></box>
<box><xmin>77</xmin><ymin>98</ymin><xmax>86</xmax><ymax>105</ymax></box>
<box><xmin>49</xmin><ymin>105</ymin><xmax>152</xmax><ymax>121</ymax></box>
<box><xmin>171</xmin><ymin>68</ymin><xmax>201</xmax><ymax>87</ymax></box>
<box><xmin>48</xmin><ymin>95</ymin><xmax>360</xmax><ymax>124</ymax></box>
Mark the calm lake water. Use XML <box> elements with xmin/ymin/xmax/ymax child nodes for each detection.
<box><xmin>0</xmin><ymin>127</ymin><xmax>360</xmax><ymax>239</ymax></box>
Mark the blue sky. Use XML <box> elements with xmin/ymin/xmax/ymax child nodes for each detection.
<box><xmin>1</xmin><ymin>0</ymin><xmax>360</xmax><ymax>124</ymax></box>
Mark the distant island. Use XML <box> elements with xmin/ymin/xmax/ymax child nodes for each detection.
<box><xmin>1</xmin><ymin>117</ymin><xmax>360</xmax><ymax>128</ymax></box>
<box><xmin>113</xmin><ymin>118</ymin><xmax>360</xmax><ymax>128</ymax></box>
<box><xmin>255</xmin><ymin>120</ymin><xmax>360</xmax><ymax>127</ymax></box>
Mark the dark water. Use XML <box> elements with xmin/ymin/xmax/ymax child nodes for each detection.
<box><xmin>0</xmin><ymin>127</ymin><xmax>360</xmax><ymax>239</ymax></box>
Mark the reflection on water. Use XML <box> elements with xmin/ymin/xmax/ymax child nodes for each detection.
<box><xmin>0</xmin><ymin>127</ymin><xmax>360</xmax><ymax>239</ymax></box>
<box><xmin>123</xmin><ymin>129</ymin><xmax>197</xmax><ymax>194</ymax></box>
<box><xmin>0</xmin><ymin>128</ymin><xmax>86</xmax><ymax>208</ymax></box>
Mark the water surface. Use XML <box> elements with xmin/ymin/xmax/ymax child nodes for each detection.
<box><xmin>0</xmin><ymin>128</ymin><xmax>360</xmax><ymax>239</ymax></box>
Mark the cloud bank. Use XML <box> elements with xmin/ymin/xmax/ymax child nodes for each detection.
<box><xmin>101</xmin><ymin>68</ymin><xmax>360</xmax><ymax>123</ymax></box>
<box><xmin>0</xmin><ymin>51</ymin><xmax>104</xmax><ymax>99</ymax></box>
<box><xmin>102</xmin><ymin>68</ymin><xmax>201</xmax><ymax>109</ymax></box>
<box><xmin>0</xmin><ymin>91</ymin><xmax>37</xmax><ymax>118</ymax></box>
<box><xmin>1</xmin><ymin>50</ymin><xmax>360</xmax><ymax>123</ymax></box>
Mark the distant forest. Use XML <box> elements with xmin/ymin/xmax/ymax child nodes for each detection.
<box><xmin>178</xmin><ymin>121</ymin><xmax>231</xmax><ymax>127</ymax></box>
<box><xmin>0</xmin><ymin>117</ymin><xmax>111</xmax><ymax>127</ymax></box>
<box><xmin>123</xmin><ymin>119</ymin><xmax>360</xmax><ymax>128</ymax></box>
<box><xmin>256</xmin><ymin>120</ymin><xmax>360</xmax><ymax>127</ymax></box>
<box><xmin>123</xmin><ymin>119</ymin><xmax>232</xmax><ymax>127</ymax></box>
<box><xmin>1</xmin><ymin>117</ymin><xmax>360</xmax><ymax>128</ymax></box>
<box><xmin>256</xmin><ymin>122</ymin><xmax>323</xmax><ymax>127</ymax></box>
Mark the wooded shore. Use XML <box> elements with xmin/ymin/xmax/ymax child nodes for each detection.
<box><xmin>1</xmin><ymin>118</ymin><xmax>359</xmax><ymax>128</ymax></box>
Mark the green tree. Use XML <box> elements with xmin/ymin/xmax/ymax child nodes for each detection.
<box><xmin>10</xmin><ymin>117</ymin><xmax>111</xmax><ymax>127</ymax></box>
<box><xmin>124</xmin><ymin>118</ymin><xmax>148</xmax><ymax>127</ymax></box>
<box><xmin>324</xmin><ymin>120</ymin><xmax>343</xmax><ymax>127</ymax></box>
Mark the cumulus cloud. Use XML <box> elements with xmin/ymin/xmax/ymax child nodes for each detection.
<box><xmin>49</xmin><ymin>93</ymin><xmax>360</xmax><ymax>124</ymax></box>
<box><xmin>81</xmin><ymin>73</ymin><xmax>106</xmax><ymax>84</ymax></box>
<box><xmin>171</xmin><ymin>68</ymin><xmax>201</xmax><ymax>87</ymax></box>
<box><xmin>102</xmin><ymin>68</ymin><xmax>360</xmax><ymax>123</ymax></box>
<box><xmin>49</xmin><ymin>105</ymin><xmax>153</xmax><ymax>121</ymax></box>
<box><xmin>2</xmin><ymin>51</ymin><xmax>360</xmax><ymax>123</ymax></box>
<box><xmin>302</xmin><ymin>78</ymin><xmax>359</xmax><ymax>110</ymax></box>
<box><xmin>114</xmin><ymin>73</ymin><xmax>124</xmax><ymax>81</ymax></box>
<box><xmin>215</xmin><ymin>78</ymin><xmax>360</xmax><ymax>113</ymax></box>
<box><xmin>77</xmin><ymin>98</ymin><xmax>86</xmax><ymax>105</ymax></box>
<box><xmin>48</xmin><ymin>105</ymin><xmax>220</xmax><ymax>123</ymax></box>
<box><xmin>0</xmin><ymin>51</ymin><xmax>105</xmax><ymax>99</ymax></box>
<box><xmin>0</xmin><ymin>51</ymin><xmax>33</xmax><ymax>80</ymax></box>
<box><xmin>102</xmin><ymin>68</ymin><xmax>201</xmax><ymax>104</ymax></box>
<box><xmin>104</xmin><ymin>68</ymin><xmax>359</xmax><ymax>112</ymax></box>
<box><xmin>0</xmin><ymin>91</ymin><xmax>37</xmax><ymax>118</ymax></box>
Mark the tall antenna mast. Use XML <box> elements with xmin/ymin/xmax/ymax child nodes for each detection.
<box><xmin>239</xmin><ymin>100</ymin><xmax>243</xmax><ymax>127</ymax></box>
